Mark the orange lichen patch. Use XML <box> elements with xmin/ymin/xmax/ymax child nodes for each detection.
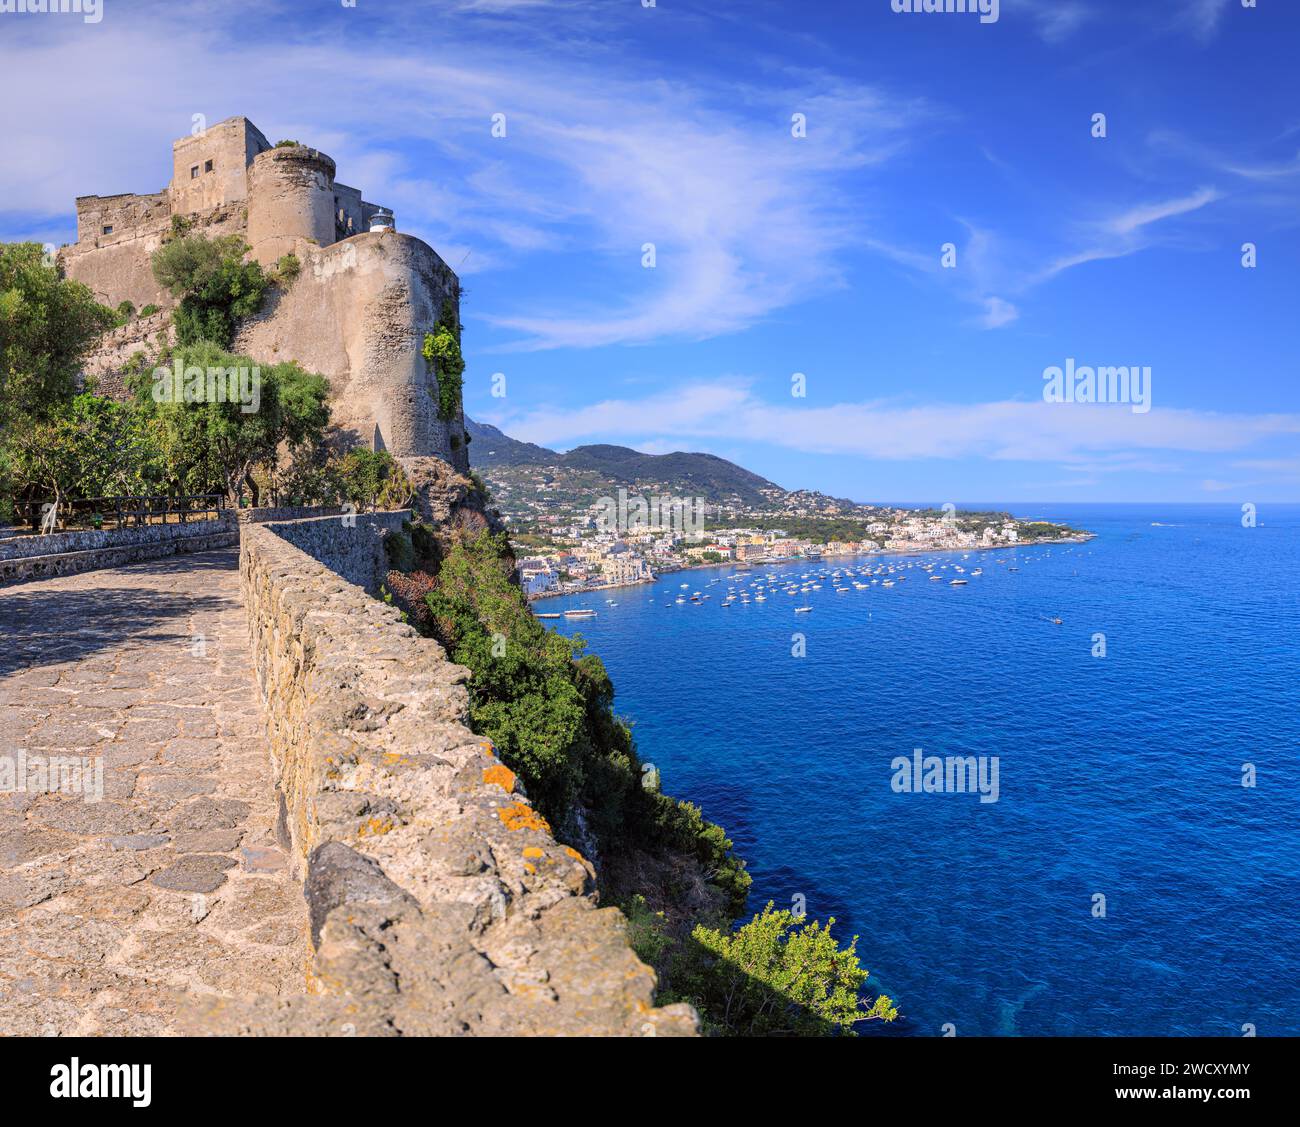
<box><xmin>480</xmin><ymin>741</ymin><xmax>496</xmax><ymax>756</ymax></box>
<box><xmin>357</xmin><ymin>816</ymin><xmax>396</xmax><ymax>837</ymax></box>
<box><xmin>562</xmin><ymin>845</ymin><xmax>586</xmax><ymax>865</ymax></box>
<box><xmin>522</xmin><ymin>846</ymin><xmax>544</xmax><ymax>859</ymax></box>
<box><xmin>497</xmin><ymin>803</ymin><xmax>550</xmax><ymax>833</ymax></box>
<box><xmin>482</xmin><ymin>763</ymin><xmax>517</xmax><ymax>794</ymax></box>
<box><xmin>382</xmin><ymin>751</ymin><xmax>410</xmax><ymax>766</ymax></box>
<box><xmin>523</xmin><ymin>862</ymin><xmax>537</xmax><ymax>875</ymax></box>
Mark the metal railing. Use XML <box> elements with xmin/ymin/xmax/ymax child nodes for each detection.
<box><xmin>14</xmin><ymin>494</ymin><xmax>226</xmax><ymax>532</ymax></box>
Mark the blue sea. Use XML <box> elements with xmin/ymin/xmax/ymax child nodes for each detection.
<box><xmin>546</xmin><ymin>503</ymin><xmax>1300</xmax><ymax>1037</ymax></box>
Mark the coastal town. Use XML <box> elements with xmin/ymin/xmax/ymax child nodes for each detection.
<box><xmin>465</xmin><ymin>420</ymin><xmax>1089</xmax><ymax>599</ymax></box>
<box><xmin>508</xmin><ymin>498</ymin><xmax>1088</xmax><ymax>600</ymax></box>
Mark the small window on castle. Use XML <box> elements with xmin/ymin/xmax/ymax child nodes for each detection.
<box><xmin>102</xmin><ymin>225</ymin><xmax>113</xmax><ymax>235</ymax></box>
<box><xmin>190</xmin><ymin>165</ymin><xmax>199</xmax><ymax>179</ymax></box>
<box><xmin>204</xmin><ymin>159</ymin><xmax>214</xmax><ymax>174</ymax></box>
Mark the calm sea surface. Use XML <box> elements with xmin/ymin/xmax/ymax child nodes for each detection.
<box><xmin>546</xmin><ymin>503</ymin><xmax>1300</xmax><ymax>1036</ymax></box>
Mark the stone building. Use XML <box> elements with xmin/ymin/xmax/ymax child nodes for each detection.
<box><xmin>60</xmin><ymin>116</ymin><xmax>471</xmax><ymax>493</ymax></box>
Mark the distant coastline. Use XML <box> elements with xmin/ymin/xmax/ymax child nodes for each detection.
<box><xmin>528</xmin><ymin>531</ymin><xmax>1095</xmax><ymax>602</ymax></box>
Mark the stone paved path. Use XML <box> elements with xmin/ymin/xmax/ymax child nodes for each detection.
<box><xmin>0</xmin><ymin>549</ymin><xmax>306</xmax><ymax>1035</ymax></box>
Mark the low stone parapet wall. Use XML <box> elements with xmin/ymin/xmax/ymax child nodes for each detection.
<box><xmin>236</xmin><ymin>504</ymin><xmax>345</xmax><ymax>525</ymax></box>
<box><xmin>218</xmin><ymin>515</ymin><xmax>696</xmax><ymax>1036</ymax></box>
<box><xmin>0</xmin><ymin>512</ymin><xmax>236</xmax><ymax>561</ymax></box>
<box><xmin>254</xmin><ymin>509</ymin><xmax>408</xmax><ymax>595</ymax></box>
<box><xmin>0</xmin><ymin>515</ymin><xmax>239</xmax><ymax>587</ymax></box>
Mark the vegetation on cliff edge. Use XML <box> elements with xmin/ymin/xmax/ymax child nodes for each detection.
<box><xmin>151</xmin><ymin>233</ymin><xmax>269</xmax><ymax>348</ymax></box>
<box><xmin>385</xmin><ymin>525</ymin><xmax>898</xmax><ymax>1035</ymax></box>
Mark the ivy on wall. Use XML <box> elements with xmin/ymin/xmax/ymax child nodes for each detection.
<box><xmin>422</xmin><ymin>297</ymin><xmax>464</xmax><ymax>423</ymax></box>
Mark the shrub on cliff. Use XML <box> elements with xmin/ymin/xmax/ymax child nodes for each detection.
<box><xmin>151</xmin><ymin>233</ymin><xmax>268</xmax><ymax>348</ymax></box>
<box><xmin>415</xmin><ymin>529</ymin><xmax>750</xmax><ymax>913</ymax></box>
<box><xmin>337</xmin><ymin>448</ymin><xmax>414</xmax><ymax>511</ymax></box>
<box><xmin>272</xmin><ymin>253</ymin><xmax>301</xmax><ymax>285</ymax></box>
<box><xmin>421</xmin><ymin>298</ymin><xmax>464</xmax><ymax>423</ymax></box>
<box><xmin>662</xmin><ymin>902</ymin><xmax>898</xmax><ymax>1037</ymax></box>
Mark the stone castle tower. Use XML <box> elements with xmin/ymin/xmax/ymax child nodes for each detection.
<box><xmin>61</xmin><ymin>116</ymin><xmax>471</xmax><ymax>493</ymax></box>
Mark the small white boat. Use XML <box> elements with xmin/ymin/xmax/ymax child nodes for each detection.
<box><xmin>795</xmin><ymin>606</ymin><xmax>812</xmax><ymax>614</ymax></box>
<box><xmin>564</xmin><ymin>608</ymin><xmax>598</xmax><ymax>617</ymax></box>
<box><xmin>949</xmin><ymin>579</ymin><xmax>968</xmax><ymax>586</ymax></box>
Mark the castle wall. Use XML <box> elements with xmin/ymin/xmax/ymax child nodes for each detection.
<box><xmin>169</xmin><ymin>117</ymin><xmax>270</xmax><ymax>217</ymax></box>
<box><xmin>233</xmin><ymin>231</ymin><xmax>468</xmax><ymax>472</ymax></box>
<box><xmin>80</xmin><ymin>309</ymin><xmax>174</xmax><ymax>399</ymax></box>
<box><xmin>61</xmin><ymin>220</ymin><xmax>172</xmax><ymax>310</ymax></box>
<box><xmin>63</xmin><ymin>201</ymin><xmax>247</xmax><ymax>323</ymax></box>
<box><xmin>246</xmin><ymin>145</ymin><xmax>337</xmax><ymax>267</ymax></box>
<box><xmin>74</xmin><ymin>191</ymin><xmax>169</xmax><ymax>244</ymax></box>
<box><xmin>332</xmin><ymin>182</ymin><xmax>365</xmax><ymax>239</ymax></box>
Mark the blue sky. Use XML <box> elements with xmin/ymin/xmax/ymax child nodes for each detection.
<box><xmin>2</xmin><ymin>0</ymin><xmax>1298</xmax><ymax>502</ymax></box>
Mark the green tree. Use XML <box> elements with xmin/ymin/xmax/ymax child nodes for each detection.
<box><xmin>151</xmin><ymin>233</ymin><xmax>268</xmax><ymax>347</ymax></box>
<box><xmin>667</xmin><ymin>902</ymin><xmax>898</xmax><ymax>1037</ymax></box>
<box><xmin>0</xmin><ymin>242</ymin><xmax>114</xmax><ymax>428</ymax></box>
<box><xmin>5</xmin><ymin>393</ymin><xmax>164</xmax><ymax>525</ymax></box>
<box><xmin>136</xmin><ymin>342</ymin><xmax>329</xmax><ymax>504</ymax></box>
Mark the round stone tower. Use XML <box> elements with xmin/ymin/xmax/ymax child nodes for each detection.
<box><xmin>246</xmin><ymin>145</ymin><xmax>337</xmax><ymax>267</ymax></box>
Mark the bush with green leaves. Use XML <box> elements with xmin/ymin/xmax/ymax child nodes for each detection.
<box><xmin>273</xmin><ymin>253</ymin><xmax>301</xmax><ymax>284</ymax></box>
<box><xmin>660</xmin><ymin>902</ymin><xmax>899</xmax><ymax>1037</ymax></box>
<box><xmin>334</xmin><ymin>448</ymin><xmax>413</xmax><ymax>512</ymax></box>
<box><xmin>414</xmin><ymin>529</ymin><xmax>749</xmax><ymax>912</ymax></box>
<box><xmin>4</xmin><ymin>393</ymin><xmax>164</xmax><ymax>525</ymax></box>
<box><xmin>421</xmin><ymin>298</ymin><xmax>464</xmax><ymax>422</ymax></box>
<box><xmin>151</xmin><ymin>233</ymin><xmax>268</xmax><ymax>347</ymax></box>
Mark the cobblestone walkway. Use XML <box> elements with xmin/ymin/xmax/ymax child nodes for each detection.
<box><xmin>0</xmin><ymin>550</ymin><xmax>306</xmax><ymax>1035</ymax></box>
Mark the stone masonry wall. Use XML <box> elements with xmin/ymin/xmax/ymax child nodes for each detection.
<box><xmin>0</xmin><ymin>515</ymin><xmax>238</xmax><ymax>588</ymax></box>
<box><xmin>214</xmin><ymin>517</ymin><xmax>697</xmax><ymax>1035</ymax></box>
<box><xmin>254</xmin><ymin>509</ymin><xmax>407</xmax><ymax>595</ymax></box>
<box><xmin>233</xmin><ymin>232</ymin><xmax>468</xmax><ymax>473</ymax></box>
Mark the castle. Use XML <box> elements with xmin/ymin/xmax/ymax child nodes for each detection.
<box><xmin>61</xmin><ymin>116</ymin><xmax>471</xmax><ymax>497</ymax></box>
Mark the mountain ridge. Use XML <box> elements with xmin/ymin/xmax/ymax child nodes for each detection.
<box><xmin>465</xmin><ymin>417</ymin><xmax>784</xmax><ymax>506</ymax></box>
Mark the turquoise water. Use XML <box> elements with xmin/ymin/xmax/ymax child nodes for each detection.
<box><xmin>546</xmin><ymin>503</ymin><xmax>1300</xmax><ymax>1036</ymax></box>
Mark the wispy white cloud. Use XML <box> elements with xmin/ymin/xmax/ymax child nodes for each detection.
<box><xmin>0</xmin><ymin>5</ymin><xmax>921</xmax><ymax>351</ymax></box>
<box><xmin>870</xmin><ymin>186</ymin><xmax>1225</xmax><ymax>330</ymax></box>
<box><xmin>489</xmin><ymin>378</ymin><xmax>1300</xmax><ymax>465</ymax></box>
<box><xmin>1185</xmin><ymin>0</ymin><xmax>1232</xmax><ymax>43</ymax></box>
<box><xmin>1104</xmin><ymin>187</ymin><xmax>1221</xmax><ymax>236</ymax></box>
<box><xmin>1025</xmin><ymin>186</ymin><xmax>1222</xmax><ymax>284</ymax></box>
<box><xmin>1011</xmin><ymin>0</ymin><xmax>1094</xmax><ymax>44</ymax></box>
